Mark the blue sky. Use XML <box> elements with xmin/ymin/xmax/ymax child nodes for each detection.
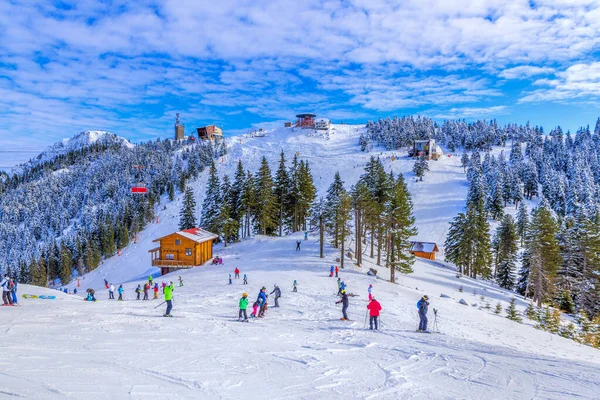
<box><xmin>1</xmin><ymin>0</ymin><xmax>600</xmax><ymax>168</ymax></box>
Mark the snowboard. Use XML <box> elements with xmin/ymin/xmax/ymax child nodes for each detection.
<box><xmin>22</xmin><ymin>294</ymin><xmax>38</xmax><ymax>299</ymax></box>
<box><xmin>38</xmin><ymin>295</ymin><xmax>56</xmax><ymax>300</ymax></box>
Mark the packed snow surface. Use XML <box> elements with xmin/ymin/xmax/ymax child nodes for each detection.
<box><xmin>3</xmin><ymin>125</ymin><xmax>600</xmax><ymax>399</ymax></box>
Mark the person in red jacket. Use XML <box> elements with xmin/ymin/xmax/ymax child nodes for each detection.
<box><xmin>367</xmin><ymin>298</ymin><xmax>382</xmax><ymax>330</ymax></box>
<box><xmin>234</xmin><ymin>268</ymin><xmax>240</xmax><ymax>279</ymax></box>
<box><xmin>335</xmin><ymin>265</ymin><xmax>339</xmax><ymax>277</ymax></box>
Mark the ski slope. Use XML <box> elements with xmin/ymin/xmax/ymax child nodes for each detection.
<box><xmin>4</xmin><ymin>233</ymin><xmax>600</xmax><ymax>399</ymax></box>
<box><xmin>4</xmin><ymin>125</ymin><xmax>600</xmax><ymax>398</ymax></box>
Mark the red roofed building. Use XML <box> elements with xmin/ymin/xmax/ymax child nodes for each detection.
<box><xmin>148</xmin><ymin>228</ymin><xmax>219</xmax><ymax>275</ymax></box>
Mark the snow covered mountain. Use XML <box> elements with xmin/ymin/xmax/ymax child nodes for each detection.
<box><xmin>4</xmin><ymin>124</ymin><xmax>600</xmax><ymax>399</ymax></box>
<box><xmin>15</xmin><ymin>130</ymin><xmax>134</xmax><ymax>171</ymax></box>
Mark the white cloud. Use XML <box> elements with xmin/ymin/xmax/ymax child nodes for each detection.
<box><xmin>499</xmin><ymin>66</ymin><xmax>555</xmax><ymax>79</ymax></box>
<box><xmin>433</xmin><ymin>105</ymin><xmax>508</xmax><ymax>119</ymax></box>
<box><xmin>519</xmin><ymin>62</ymin><xmax>600</xmax><ymax>103</ymax></box>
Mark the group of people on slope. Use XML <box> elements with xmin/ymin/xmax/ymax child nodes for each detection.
<box><xmin>212</xmin><ymin>256</ymin><xmax>223</xmax><ymax>265</ymax></box>
<box><xmin>229</xmin><ymin>268</ymin><xmax>248</xmax><ymax>285</ymax></box>
<box><xmin>1</xmin><ymin>274</ymin><xmax>18</xmax><ymax>306</ymax></box>
<box><xmin>238</xmin><ymin>284</ymin><xmax>283</xmax><ymax>321</ymax></box>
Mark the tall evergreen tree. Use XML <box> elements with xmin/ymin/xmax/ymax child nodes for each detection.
<box><xmin>59</xmin><ymin>242</ymin><xmax>73</xmax><ymax>284</ymax></box>
<box><xmin>297</xmin><ymin>161</ymin><xmax>317</xmax><ymax>231</ymax></box>
<box><xmin>494</xmin><ymin>214</ymin><xmax>519</xmax><ymax>290</ymax></box>
<box><xmin>200</xmin><ymin>161</ymin><xmax>220</xmax><ymax>233</ymax></box>
<box><xmin>273</xmin><ymin>151</ymin><xmax>290</xmax><ymax>236</ymax></box>
<box><xmin>336</xmin><ymin>190</ymin><xmax>353</xmax><ymax>269</ymax></box>
<box><xmin>387</xmin><ymin>173</ymin><xmax>418</xmax><ymax>281</ymax></box>
<box><xmin>516</xmin><ymin>202</ymin><xmax>529</xmax><ymax>246</ymax></box>
<box><xmin>324</xmin><ymin>172</ymin><xmax>345</xmax><ymax>248</ymax></box>
<box><xmin>179</xmin><ymin>188</ymin><xmax>198</xmax><ymax>231</ymax></box>
<box><xmin>254</xmin><ymin>156</ymin><xmax>277</xmax><ymax>235</ymax></box>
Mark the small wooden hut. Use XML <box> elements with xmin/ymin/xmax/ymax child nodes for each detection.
<box><xmin>148</xmin><ymin>228</ymin><xmax>218</xmax><ymax>275</ymax></box>
<box><xmin>409</xmin><ymin>241</ymin><xmax>439</xmax><ymax>260</ymax></box>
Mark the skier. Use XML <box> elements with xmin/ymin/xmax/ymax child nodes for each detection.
<box><xmin>135</xmin><ymin>284</ymin><xmax>141</xmax><ymax>300</ymax></box>
<box><xmin>250</xmin><ymin>301</ymin><xmax>259</xmax><ymax>318</ymax></box>
<box><xmin>368</xmin><ymin>284</ymin><xmax>373</xmax><ymax>301</ymax></box>
<box><xmin>234</xmin><ymin>268</ymin><xmax>240</xmax><ymax>279</ymax></box>
<box><xmin>229</xmin><ymin>274</ymin><xmax>232</xmax><ymax>285</ymax></box>
<box><xmin>417</xmin><ymin>295</ymin><xmax>430</xmax><ymax>332</ymax></box>
<box><xmin>117</xmin><ymin>284</ymin><xmax>124</xmax><ymax>301</ymax></box>
<box><xmin>337</xmin><ymin>278</ymin><xmax>342</xmax><ymax>295</ymax></box>
<box><xmin>104</xmin><ymin>279</ymin><xmax>109</xmax><ymax>289</ymax></box>
<box><xmin>340</xmin><ymin>280</ymin><xmax>347</xmax><ymax>293</ymax></box>
<box><xmin>163</xmin><ymin>282</ymin><xmax>174</xmax><ymax>317</ymax></box>
<box><xmin>108</xmin><ymin>284</ymin><xmax>115</xmax><ymax>300</ymax></box>
<box><xmin>238</xmin><ymin>292</ymin><xmax>249</xmax><ymax>322</ymax></box>
<box><xmin>292</xmin><ymin>280</ymin><xmax>298</xmax><ymax>292</ymax></box>
<box><xmin>153</xmin><ymin>283</ymin><xmax>159</xmax><ymax>299</ymax></box>
<box><xmin>73</xmin><ymin>287</ymin><xmax>77</xmax><ymax>295</ymax></box>
<box><xmin>270</xmin><ymin>284</ymin><xmax>282</xmax><ymax>308</ymax></box>
<box><xmin>329</xmin><ymin>266</ymin><xmax>334</xmax><ymax>277</ymax></box>
<box><xmin>148</xmin><ymin>275</ymin><xmax>153</xmax><ymax>287</ymax></box>
<box><xmin>85</xmin><ymin>288</ymin><xmax>96</xmax><ymax>302</ymax></box>
<box><xmin>10</xmin><ymin>279</ymin><xmax>17</xmax><ymax>305</ymax></box>
<box><xmin>336</xmin><ymin>290</ymin><xmax>350</xmax><ymax>321</ymax></box>
<box><xmin>296</xmin><ymin>240</ymin><xmax>301</xmax><ymax>251</ymax></box>
<box><xmin>1</xmin><ymin>275</ymin><xmax>13</xmax><ymax>306</ymax></box>
<box><xmin>335</xmin><ymin>265</ymin><xmax>339</xmax><ymax>277</ymax></box>
<box><xmin>304</xmin><ymin>232</ymin><xmax>308</xmax><ymax>241</ymax></box>
<box><xmin>243</xmin><ymin>274</ymin><xmax>248</xmax><ymax>285</ymax></box>
<box><xmin>257</xmin><ymin>287</ymin><xmax>268</xmax><ymax>318</ymax></box>
<box><xmin>367</xmin><ymin>297</ymin><xmax>382</xmax><ymax>330</ymax></box>
<box><xmin>143</xmin><ymin>283</ymin><xmax>149</xmax><ymax>300</ymax></box>
<box><xmin>178</xmin><ymin>276</ymin><xmax>183</xmax><ymax>287</ymax></box>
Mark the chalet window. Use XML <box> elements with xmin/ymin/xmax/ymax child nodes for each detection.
<box><xmin>185</xmin><ymin>248</ymin><xmax>192</xmax><ymax>256</ymax></box>
<box><xmin>175</xmin><ymin>239</ymin><xmax>181</xmax><ymax>246</ymax></box>
<box><xmin>166</xmin><ymin>253</ymin><xmax>175</xmax><ymax>260</ymax></box>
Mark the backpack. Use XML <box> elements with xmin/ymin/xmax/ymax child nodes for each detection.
<box><xmin>416</xmin><ymin>299</ymin><xmax>422</xmax><ymax>309</ymax></box>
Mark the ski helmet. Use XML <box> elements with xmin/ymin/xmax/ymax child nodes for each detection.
<box><xmin>423</xmin><ymin>295</ymin><xmax>429</xmax><ymax>301</ymax></box>
<box><xmin>242</xmin><ymin>292</ymin><xmax>247</xmax><ymax>297</ymax></box>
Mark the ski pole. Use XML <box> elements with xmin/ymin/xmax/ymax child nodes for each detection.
<box><xmin>154</xmin><ymin>301</ymin><xmax>165</xmax><ymax>309</ymax></box>
<box><xmin>364</xmin><ymin>310</ymin><xmax>368</xmax><ymax>328</ymax></box>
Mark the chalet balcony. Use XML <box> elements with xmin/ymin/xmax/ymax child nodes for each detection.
<box><xmin>151</xmin><ymin>259</ymin><xmax>193</xmax><ymax>267</ymax></box>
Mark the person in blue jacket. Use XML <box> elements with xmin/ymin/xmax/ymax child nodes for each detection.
<box><xmin>257</xmin><ymin>287</ymin><xmax>268</xmax><ymax>318</ymax></box>
<box><xmin>417</xmin><ymin>295</ymin><xmax>430</xmax><ymax>332</ymax></box>
<box><xmin>329</xmin><ymin>266</ymin><xmax>334</xmax><ymax>277</ymax></box>
<box><xmin>117</xmin><ymin>284</ymin><xmax>124</xmax><ymax>301</ymax></box>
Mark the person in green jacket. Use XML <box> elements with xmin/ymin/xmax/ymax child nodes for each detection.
<box><xmin>238</xmin><ymin>292</ymin><xmax>249</xmax><ymax>322</ymax></box>
<box><xmin>163</xmin><ymin>282</ymin><xmax>174</xmax><ymax>317</ymax></box>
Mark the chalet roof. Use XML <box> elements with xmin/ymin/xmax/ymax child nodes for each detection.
<box><xmin>296</xmin><ymin>113</ymin><xmax>316</xmax><ymax>118</ymax></box>
<box><xmin>410</xmin><ymin>241</ymin><xmax>439</xmax><ymax>253</ymax></box>
<box><xmin>153</xmin><ymin>228</ymin><xmax>218</xmax><ymax>244</ymax></box>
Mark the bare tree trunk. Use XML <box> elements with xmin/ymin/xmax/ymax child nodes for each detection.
<box><xmin>279</xmin><ymin>207</ymin><xmax>283</xmax><ymax>237</ymax></box>
<box><xmin>377</xmin><ymin>224</ymin><xmax>383</xmax><ymax>266</ymax></box>
<box><xmin>340</xmin><ymin>231</ymin><xmax>345</xmax><ymax>269</ymax></box>
<box><xmin>319</xmin><ymin>215</ymin><xmax>324</xmax><ymax>258</ymax></box>
<box><xmin>370</xmin><ymin>224</ymin><xmax>375</xmax><ymax>258</ymax></box>
<box><xmin>390</xmin><ymin>231</ymin><xmax>395</xmax><ymax>283</ymax></box>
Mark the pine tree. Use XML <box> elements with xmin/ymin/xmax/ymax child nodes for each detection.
<box><xmin>179</xmin><ymin>188</ymin><xmax>197</xmax><ymax>231</ymax></box>
<box><xmin>516</xmin><ymin>202</ymin><xmax>529</xmax><ymax>246</ymax></box>
<box><xmin>273</xmin><ymin>151</ymin><xmax>290</xmax><ymax>236</ymax></box>
<box><xmin>336</xmin><ymin>190</ymin><xmax>353</xmax><ymax>269</ymax></box>
<box><xmin>387</xmin><ymin>173</ymin><xmax>418</xmax><ymax>281</ymax></box>
<box><xmin>59</xmin><ymin>242</ymin><xmax>73</xmax><ymax>285</ymax></box>
<box><xmin>30</xmin><ymin>257</ymin><xmax>46</xmax><ymax>287</ymax></box>
<box><xmin>461</xmin><ymin>153</ymin><xmax>469</xmax><ymax>173</ymax></box>
<box><xmin>168</xmin><ymin>181</ymin><xmax>175</xmax><ymax>201</ymax></box>
<box><xmin>494</xmin><ymin>302</ymin><xmax>503</xmax><ymax>314</ymax></box>
<box><xmin>240</xmin><ymin>171</ymin><xmax>256</xmax><ymax>239</ymax></box>
<box><xmin>325</xmin><ymin>172</ymin><xmax>345</xmax><ymax>248</ymax></box>
<box><xmin>505</xmin><ymin>297</ymin><xmax>522</xmax><ymax>322</ymax></box>
<box><xmin>230</xmin><ymin>160</ymin><xmax>246</xmax><ymax>237</ymax></box>
<box><xmin>525</xmin><ymin>302</ymin><xmax>540</xmax><ymax>321</ymax></box>
<box><xmin>494</xmin><ymin>214</ymin><xmax>518</xmax><ymax>290</ymax></box>
<box><xmin>254</xmin><ymin>156</ymin><xmax>277</xmax><ymax>235</ymax></box>
<box><xmin>200</xmin><ymin>161</ymin><xmax>220</xmax><ymax>233</ymax></box>
<box><xmin>524</xmin><ymin>201</ymin><xmax>560</xmax><ymax>307</ymax></box>
<box><xmin>413</xmin><ymin>156</ymin><xmax>429</xmax><ymax>181</ymax></box>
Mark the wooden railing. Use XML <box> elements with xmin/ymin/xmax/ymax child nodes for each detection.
<box><xmin>151</xmin><ymin>259</ymin><xmax>192</xmax><ymax>267</ymax></box>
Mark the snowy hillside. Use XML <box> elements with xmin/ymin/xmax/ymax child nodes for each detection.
<box><xmin>6</xmin><ymin>233</ymin><xmax>600</xmax><ymax>399</ymax></box>
<box><xmin>5</xmin><ymin>125</ymin><xmax>600</xmax><ymax>398</ymax></box>
<box><xmin>14</xmin><ymin>130</ymin><xmax>134</xmax><ymax>171</ymax></box>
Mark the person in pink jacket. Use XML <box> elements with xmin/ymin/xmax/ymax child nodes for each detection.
<box><xmin>250</xmin><ymin>301</ymin><xmax>259</xmax><ymax>318</ymax></box>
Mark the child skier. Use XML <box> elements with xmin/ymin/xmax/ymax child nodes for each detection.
<box><xmin>243</xmin><ymin>274</ymin><xmax>248</xmax><ymax>285</ymax></box>
<box><xmin>296</xmin><ymin>240</ymin><xmax>301</xmax><ymax>251</ymax></box>
<box><xmin>238</xmin><ymin>292</ymin><xmax>249</xmax><ymax>322</ymax></box>
<box><xmin>234</xmin><ymin>268</ymin><xmax>240</xmax><ymax>279</ymax></box>
<box><xmin>367</xmin><ymin>297</ymin><xmax>382</xmax><ymax>330</ymax></box>
<box><xmin>135</xmin><ymin>284</ymin><xmax>141</xmax><ymax>300</ymax></box>
<box><xmin>368</xmin><ymin>284</ymin><xmax>373</xmax><ymax>301</ymax></box>
<box><xmin>163</xmin><ymin>282</ymin><xmax>174</xmax><ymax>317</ymax></box>
<box><xmin>337</xmin><ymin>278</ymin><xmax>342</xmax><ymax>295</ymax></box>
<box><xmin>108</xmin><ymin>284</ymin><xmax>115</xmax><ymax>300</ymax></box>
<box><xmin>148</xmin><ymin>275</ymin><xmax>153</xmax><ymax>287</ymax></box>
<box><xmin>329</xmin><ymin>266</ymin><xmax>334</xmax><ymax>277</ymax></box>
<box><xmin>304</xmin><ymin>232</ymin><xmax>308</xmax><ymax>240</ymax></box>
<box><xmin>153</xmin><ymin>283</ymin><xmax>159</xmax><ymax>299</ymax></box>
<box><xmin>417</xmin><ymin>295</ymin><xmax>430</xmax><ymax>332</ymax></box>
<box><xmin>229</xmin><ymin>274</ymin><xmax>232</xmax><ymax>285</ymax></box>
<box><xmin>292</xmin><ymin>280</ymin><xmax>298</xmax><ymax>292</ymax></box>
<box><xmin>250</xmin><ymin>301</ymin><xmax>259</xmax><ymax>318</ymax></box>
<box><xmin>336</xmin><ymin>290</ymin><xmax>350</xmax><ymax>321</ymax></box>
<box><xmin>257</xmin><ymin>287</ymin><xmax>268</xmax><ymax>318</ymax></box>
<box><xmin>104</xmin><ymin>279</ymin><xmax>109</xmax><ymax>289</ymax></box>
<box><xmin>143</xmin><ymin>283</ymin><xmax>149</xmax><ymax>300</ymax></box>
<box><xmin>117</xmin><ymin>284</ymin><xmax>124</xmax><ymax>301</ymax></box>
<box><xmin>178</xmin><ymin>276</ymin><xmax>183</xmax><ymax>287</ymax></box>
<box><xmin>335</xmin><ymin>265</ymin><xmax>339</xmax><ymax>277</ymax></box>
<box><xmin>270</xmin><ymin>284</ymin><xmax>282</xmax><ymax>308</ymax></box>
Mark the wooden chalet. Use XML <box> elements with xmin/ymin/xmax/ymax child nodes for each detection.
<box><xmin>409</xmin><ymin>241</ymin><xmax>439</xmax><ymax>260</ymax></box>
<box><xmin>295</xmin><ymin>113</ymin><xmax>316</xmax><ymax>128</ymax></box>
<box><xmin>149</xmin><ymin>228</ymin><xmax>219</xmax><ymax>275</ymax></box>
<box><xmin>197</xmin><ymin>125</ymin><xmax>223</xmax><ymax>140</ymax></box>
<box><xmin>409</xmin><ymin>139</ymin><xmax>443</xmax><ymax>160</ymax></box>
